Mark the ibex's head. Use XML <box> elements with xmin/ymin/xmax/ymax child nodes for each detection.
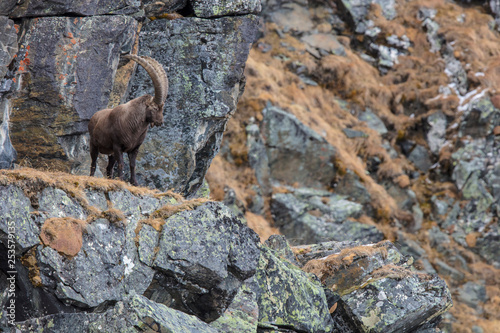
<box><xmin>124</xmin><ymin>54</ymin><xmax>169</xmax><ymax>127</ymax></box>
<box><xmin>146</xmin><ymin>101</ymin><xmax>165</xmax><ymax>127</ymax></box>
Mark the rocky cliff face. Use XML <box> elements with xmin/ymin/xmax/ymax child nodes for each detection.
<box><xmin>0</xmin><ymin>0</ymin><xmax>260</xmax><ymax>196</ymax></box>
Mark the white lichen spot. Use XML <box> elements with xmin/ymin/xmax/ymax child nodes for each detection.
<box><xmin>361</xmin><ymin>309</ymin><xmax>381</xmax><ymax>328</ymax></box>
<box><xmin>378</xmin><ymin>290</ymin><xmax>387</xmax><ymax>301</ymax></box>
<box><xmin>123</xmin><ymin>255</ymin><xmax>135</xmax><ymax>275</ymax></box>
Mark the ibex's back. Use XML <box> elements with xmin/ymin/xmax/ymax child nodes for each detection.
<box><xmin>88</xmin><ymin>55</ymin><xmax>169</xmax><ymax>186</ymax></box>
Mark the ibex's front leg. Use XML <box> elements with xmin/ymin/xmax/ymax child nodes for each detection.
<box><xmin>90</xmin><ymin>143</ymin><xmax>99</xmax><ymax>177</ymax></box>
<box><xmin>106</xmin><ymin>155</ymin><xmax>116</xmax><ymax>178</ymax></box>
<box><xmin>128</xmin><ymin>147</ymin><xmax>140</xmax><ymax>186</ymax></box>
<box><xmin>113</xmin><ymin>144</ymin><xmax>125</xmax><ymax>181</ymax></box>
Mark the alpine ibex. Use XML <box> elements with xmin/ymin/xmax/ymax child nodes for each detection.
<box><xmin>88</xmin><ymin>55</ymin><xmax>168</xmax><ymax>186</ymax></box>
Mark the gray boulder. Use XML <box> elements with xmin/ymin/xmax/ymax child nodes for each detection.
<box><xmin>337</xmin><ymin>0</ymin><xmax>397</xmax><ymax>33</ymax></box>
<box><xmin>249</xmin><ymin>104</ymin><xmax>337</xmax><ymax>190</ymax></box>
<box><xmin>0</xmin><ymin>16</ymin><xmax>17</xmax><ymax>81</ymax></box>
<box><xmin>271</xmin><ymin>189</ymin><xmax>384</xmax><ymax>245</ymax></box>
<box><xmin>13</xmin><ymin>293</ymin><xmax>219</xmax><ymax>333</ymax></box>
<box><xmin>359</xmin><ymin>110</ymin><xmax>388</xmax><ymax>135</ymax></box>
<box><xmin>126</xmin><ymin>15</ymin><xmax>259</xmax><ymax>195</ymax></box>
<box><xmin>0</xmin><ymin>16</ymin><xmax>18</xmax><ymax>169</ymax></box>
<box><xmin>0</xmin><ymin>1</ymin><xmax>17</xmax><ymax>16</ymax></box>
<box><xmin>300</xmin><ymin>240</ymin><xmax>453</xmax><ymax>332</ymax></box>
<box><xmin>146</xmin><ymin>201</ymin><xmax>260</xmax><ymax>321</ymax></box>
<box><xmin>8</xmin><ymin>15</ymin><xmax>137</xmax><ymax>171</ymax></box>
<box><xmin>252</xmin><ymin>246</ymin><xmax>334</xmax><ymax>332</ymax></box>
<box><xmin>460</xmin><ymin>97</ymin><xmax>500</xmax><ymax>138</ymax></box>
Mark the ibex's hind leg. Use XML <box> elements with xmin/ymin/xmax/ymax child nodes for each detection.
<box><xmin>90</xmin><ymin>144</ymin><xmax>99</xmax><ymax>177</ymax></box>
<box><xmin>113</xmin><ymin>145</ymin><xmax>125</xmax><ymax>181</ymax></box>
<box><xmin>128</xmin><ymin>147</ymin><xmax>139</xmax><ymax>186</ymax></box>
<box><xmin>106</xmin><ymin>155</ymin><xmax>116</xmax><ymax>179</ymax></box>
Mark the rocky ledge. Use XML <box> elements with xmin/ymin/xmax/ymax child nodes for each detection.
<box><xmin>0</xmin><ymin>169</ymin><xmax>451</xmax><ymax>332</ymax></box>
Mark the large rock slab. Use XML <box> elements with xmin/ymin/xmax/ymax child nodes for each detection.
<box><xmin>9</xmin><ymin>0</ymin><xmax>141</xmax><ymax>18</ymax></box>
<box><xmin>0</xmin><ymin>1</ymin><xmax>16</xmax><ymax>16</ymax></box>
<box><xmin>144</xmin><ymin>201</ymin><xmax>261</xmax><ymax>322</ymax></box>
<box><xmin>0</xmin><ymin>16</ymin><xmax>18</xmax><ymax>169</ymax></box>
<box><xmin>14</xmin><ymin>293</ymin><xmax>219</xmax><ymax>333</ymax></box>
<box><xmin>8</xmin><ymin>15</ymin><xmax>137</xmax><ymax>171</ymax></box>
<box><xmin>0</xmin><ymin>16</ymin><xmax>17</xmax><ymax>81</ymax></box>
<box><xmin>248</xmin><ymin>104</ymin><xmax>338</xmax><ymax>190</ymax></box>
<box><xmin>0</xmin><ymin>185</ymin><xmax>39</xmax><ymax>251</ymax></box>
<box><xmin>302</xmin><ymin>241</ymin><xmax>453</xmax><ymax>332</ymax></box>
<box><xmin>126</xmin><ymin>15</ymin><xmax>259</xmax><ymax>195</ymax></box>
<box><xmin>0</xmin><ymin>169</ymin><xmax>262</xmax><ymax>325</ymax></box>
<box><xmin>253</xmin><ymin>246</ymin><xmax>334</xmax><ymax>332</ymax></box>
<box><xmin>337</xmin><ymin>0</ymin><xmax>397</xmax><ymax>33</ymax></box>
<box><xmin>271</xmin><ymin>188</ymin><xmax>384</xmax><ymax>245</ymax></box>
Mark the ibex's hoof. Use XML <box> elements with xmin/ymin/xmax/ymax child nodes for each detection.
<box><xmin>130</xmin><ymin>180</ymin><xmax>138</xmax><ymax>186</ymax></box>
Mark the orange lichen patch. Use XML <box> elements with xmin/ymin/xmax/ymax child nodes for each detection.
<box><xmin>40</xmin><ymin>217</ymin><xmax>87</xmax><ymax>258</ymax></box>
<box><xmin>21</xmin><ymin>247</ymin><xmax>42</xmax><ymax>287</ymax></box>
<box><xmin>303</xmin><ymin>241</ymin><xmax>391</xmax><ymax>282</ymax></box>
<box><xmin>245</xmin><ymin>211</ymin><xmax>280</xmax><ymax>242</ymax></box>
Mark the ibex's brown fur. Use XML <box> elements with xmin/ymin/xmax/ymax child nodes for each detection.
<box><xmin>88</xmin><ymin>55</ymin><xmax>168</xmax><ymax>185</ymax></box>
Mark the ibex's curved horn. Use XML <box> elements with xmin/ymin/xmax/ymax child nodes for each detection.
<box><xmin>123</xmin><ymin>54</ymin><xmax>168</xmax><ymax>106</ymax></box>
<box><xmin>142</xmin><ymin>55</ymin><xmax>169</xmax><ymax>104</ymax></box>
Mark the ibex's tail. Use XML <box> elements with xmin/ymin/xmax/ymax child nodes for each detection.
<box><xmin>124</xmin><ymin>54</ymin><xmax>169</xmax><ymax>106</ymax></box>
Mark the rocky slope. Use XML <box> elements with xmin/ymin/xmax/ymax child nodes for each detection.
<box><xmin>0</xmin><ymin>0</ymin><xmax>471</xmax><ymax>332</ymax></box>
<box><xmin>0</xmin><ymin>169</ymin><xmax>451</xmax><ymax>332</ymax></box>
<box><xmin>206</xmin><ymin>0</ymin><xmax>500</xmax><ymax>332</ymax></box>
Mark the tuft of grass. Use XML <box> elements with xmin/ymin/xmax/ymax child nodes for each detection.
<box><xmin>134</xmin><ymin>197</ymin><xmax>212</xmax><ymax>245</ymax></box>
<box><xmin>303</xmin><ymin>241</ymin><xmax>391</xmax><ymax>282</ymax></box>
<box><xmin>0</xmin><ymin>167</ymin><xmax>181</xmax><ymax>222</ymax></box>
<box><xmin>21</xmin><ymin>247</ymin><xmax>42</xmax><ymax>287</ymax></box>
<box><xmin>101</xmin><ymin>208</ymin><xmax>127</xmax><ymax>225</ymax></box>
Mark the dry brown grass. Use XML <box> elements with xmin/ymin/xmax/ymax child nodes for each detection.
<box><xmin>303</xmin><ymin>241</ymin><xmax>391</xmax><ymax>282</ymax></box>
<box><xmin>370</xmin><ymin>263</ymin><xmax>431</xmax><ymax>281</ymax></box>
<box><xmin>21</xmin><ymin>247</ymin><xmax>42</xmax><ymax>287</ymax></box>
<box><xmin>134</xmin><ymin>197</ymin><xmax>212</xmax><ymax>245</ymax></box>
<box><xmin>0</xmin><ymin>167</ymin><xmax>181</xmax><ymax>222</ymax></box>
<box><xmin>101</xmin><ymin>208</ymin><xmax>127</xmax><ymax>225</ymax></box>
<box><xmin>245</xmin><ymin>211</ymin><xmax>280</xmax><ymax>242</ymax></box>
<box><xmin>207</xmin><ymin>3</ymin><xmax>500</xmax><ymax>327</ymax></box>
